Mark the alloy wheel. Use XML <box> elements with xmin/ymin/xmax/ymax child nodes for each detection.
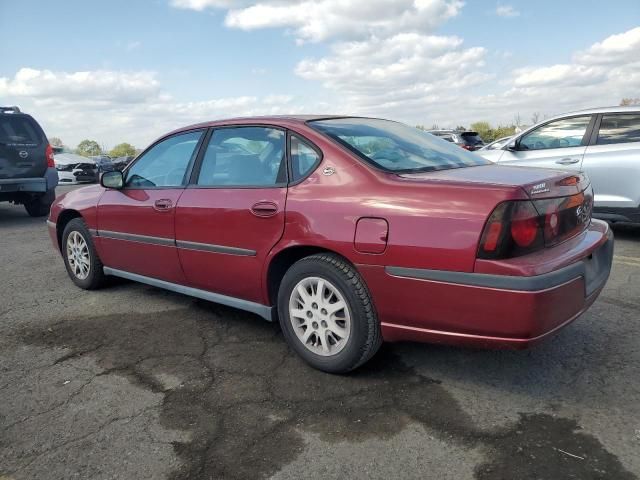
<box><xmin>288</xmin><ymin>276</ymin><xmax>351</xmax><ymax>356</ymax></box>
<box><xmin>66</xmin><ymin>231</ymin><xmax>91</xmax><ymax>280</ymax></box>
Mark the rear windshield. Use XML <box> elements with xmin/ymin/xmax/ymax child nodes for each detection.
<box><xmin>309</xmin><ymin>118</ymin><xmax>490</xmax><ymax>173</ymax></box>
<box><xmin>460</xmin><ymin>132</ymin><xmax>484</xmax><ymax>145</ymax></box>
<box><xmin>0</xmin><ymin>115</ymin><xmax>42</xmax><ymax>145</ymax></box>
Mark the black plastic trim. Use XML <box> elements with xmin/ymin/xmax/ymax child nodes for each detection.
<box><xmin>386</xmin><ymin>231</ymin><xmax>613</xmax><ymax>295</ymax></box>
<box><xmin>176</xmin><ymin>240</ymin><xmax>256</xmax><ymax>256</ymax></box>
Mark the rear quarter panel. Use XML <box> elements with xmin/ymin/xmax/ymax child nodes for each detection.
<box><xmin>272</xmin><ymin>126</ymin><xmax>527</xmax><ymax>273</ymax></box>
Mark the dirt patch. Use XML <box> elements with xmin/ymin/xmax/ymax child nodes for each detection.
<box><xmin>17</xmin><ymin>300</ymin><xmax>636</xmax><ymax>480</ymax></box>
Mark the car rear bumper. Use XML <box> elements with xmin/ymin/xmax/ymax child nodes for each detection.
<box><xmin>0</xmin><ymin>167</ymin><xmax>58</xmax><ymax>193</ymax></box>
<box><xmin>359</xmin><ymin>222</ymin><xmax>613</xmax><ymax>348</ymax></box>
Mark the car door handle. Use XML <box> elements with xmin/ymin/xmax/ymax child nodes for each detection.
<box><xmin>251</xmin><ymin>201</ymin><xmax>279</xmax><ymax>218</ymax></box>
<box><xmin>555</xmin><ymin>158</ymin><xmax>580</xmax><ymax>165</ymax></box>
<box><xmin>153</xmin><ymin>199</ymin><xmax>173</xmax><ymax>211</ymax></box>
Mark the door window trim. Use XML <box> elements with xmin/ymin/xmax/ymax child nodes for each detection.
<box><xmin>187</xmin><ymin>124</ymin><xmax>289</xmax><ymax>190</ymax></box>
<box><xmin>287</xmin><ymin>131</ymin><xmax>323</xmax><ymax>186</ymax></box>
<box><xmin>122</xmin><ymin>128</ymin><xmax>207</xmax><ymax>190</ymax></box>
<box><xmin>515</xmin><ymin>114</ymin><xmax>596</xmax><ymax>151</ymax></box>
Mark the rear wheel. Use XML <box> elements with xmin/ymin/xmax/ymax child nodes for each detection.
<box><xmin>24</xmin><ymin>188</ymin><xmax>55</xmax><ymax>217</ymax></box>
<box><xmin>62</xmin><ymin>218</ymin><xmax>105</xmax><ymax>289</ymax></box>
<box><xmin>277</xmin><ymin>253</ymin><xmax>381</xmax><ymax>373</ymax></box>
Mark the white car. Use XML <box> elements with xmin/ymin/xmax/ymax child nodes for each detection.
<box><xmin>480</xmin><ymin>136</ymin><xmax>513</xmax><ymax>151</ymax></box>
<box><xmin>53</xmin><ymin>147</ymin><xmax>98</xmax><ymax>184</ymax></box>
<box><xmin>477</xmin><ymin>106</ymin><xmax>640</xmax><ymax>223</ymax></box>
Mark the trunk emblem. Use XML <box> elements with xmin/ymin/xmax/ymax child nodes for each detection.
<box><xmin>323</xmin><ymin>167</ymin><xmax>335</xmax><ymax>176</ymax></box>
<box><xmin>530</xmin><ymin>182</ymin><xmax>549</xmax><ymax>195</ymax></box>
<box><xmin>18</xmin><ymin>150</ymin><xmax>29</xmax><ymax>159</ymax></box>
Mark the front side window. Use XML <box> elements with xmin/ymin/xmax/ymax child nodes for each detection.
<box><xmin>126</xmin><ymin>130</ymin><xmax>203</xmax><ymax>188</ymax></box>
<box><xmin>519</xmin><ymin>116</ymin><xmax>591</xmax><ymax>151</ymax></box>
<box><xmin>597</xmin><ymin>114</ymin><xmax>640</xmax><ymax>145</ymax></box>
<box><xmin>290</xmin><ymin>135</ymin><xmax>320</xmax><ymax>182</ymax></box>
<box><xmin>310</xmin><ymin>118</ymin><xmax>490</xmax><ymax>173</ymax></box>
<box><xmin>196</xmin><ymin>127</ymin><xmax>286</xmax><ymax>186</ymax></box>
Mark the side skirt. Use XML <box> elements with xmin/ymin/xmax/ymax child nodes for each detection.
<box><xmin>103</xmin><ymin>267</ymin><xmax>275</xmax><ymax>322</ymax></box>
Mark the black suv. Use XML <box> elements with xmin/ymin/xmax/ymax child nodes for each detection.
<box><xmin>0</xmin><ymin>106</ymin><xmax>58</xmax><ymax>216</ymax></box>
<box><xmin>427</xmin><ymin>130</ymin><xmax>485</xmax><ymax>151</ymax></box>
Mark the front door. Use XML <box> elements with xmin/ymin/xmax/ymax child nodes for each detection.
<box><xmin>175</xmin><ymin>126</ymin><xmax>288</xmax><ymax>304</ymax></box>
<box><xmin>498</xmin><ymin>115</ymin><xmax>594</xmax><ymax>172</ymax></box>
<box><xmin>97</xmin><ymin>130</ymin><xmax>205</xmax><ymax>282</ymax></box>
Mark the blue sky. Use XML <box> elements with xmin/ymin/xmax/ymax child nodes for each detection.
<box><xmin>1</xmin><ymin>0</ymin><xmax>639</xmax><ymax>147</ymax></box>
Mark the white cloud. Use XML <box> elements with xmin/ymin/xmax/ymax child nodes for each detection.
<box><xmin>0</xmin><ymin>68</ymin><xmax>305</xmax><ymax>148</ymax></box>
<box><xmin>495</xmin><ymin>5</ymin><xmax>519</xmax><ymax>17</ymax></box>
<box><xmin>172</xmin><ymin>0</ymin><xmax>463</xmax><ymax>43</ymax></box>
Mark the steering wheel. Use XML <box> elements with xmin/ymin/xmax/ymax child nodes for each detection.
<box><xmin>558</xmin><ymin>138</ymin><xmax>571</xmax><ymax>148</ymax></box>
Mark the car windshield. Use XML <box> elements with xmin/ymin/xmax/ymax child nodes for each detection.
<box><xmin>310</xmin><ymin>118</ymin><xmax>490</xmax><ymax>173</ymax></box>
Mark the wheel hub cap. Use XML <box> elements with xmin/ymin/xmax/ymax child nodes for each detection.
<box><xmin>288</xmin><ymin>277</ymin><xmax>351</xmax><ymax>356</ymax></box>
<box><xmin>66</xmin><ymin>231</ymin><xmax>90</xmax><ymax>280</ymax></box>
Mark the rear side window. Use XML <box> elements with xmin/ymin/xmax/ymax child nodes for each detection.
<box><xmin>519</xmin><ymin>116</ymin><xmax>591</xmax><ymax>151</ymax></box>
<box><xmin>597</xmin><ymin>114</ymin><xmax>640</xmax><ymax>145</ymax></box>
<box><xmin>0</xmin><ymin>115</ymin><xmax>42</xmax><ymax>145</ymax></box>
<box><xmin>290</xmin><ymin>135</ymin><xmax>320</xmax><ymax>182</ymax></box>
<box><xmin>197</xmin><ymin>127</ymin><xmax>286</xmax><ymax>187</ymax></box>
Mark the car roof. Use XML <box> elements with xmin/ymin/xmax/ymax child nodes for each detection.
<box><xmin>563</xmin><ymin>105</ymin><xmax>639</xmax><ymax>115</ymax></box>
<box><xmin>163</xmin><ymin>115</ymin><xmax>388</xmax><ymax>139</ymax></box>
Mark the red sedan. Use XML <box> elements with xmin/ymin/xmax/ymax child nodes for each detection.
<box><xmin>47</xmin><ymin>116</ymin><xmax>613</xmax><ymax>373</ymax></box>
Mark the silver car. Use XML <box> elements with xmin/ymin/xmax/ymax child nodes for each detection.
<box><xmin>478</xmin><ymin>106</ymin><xmax>640</xmax><ymax>223</ymax></box>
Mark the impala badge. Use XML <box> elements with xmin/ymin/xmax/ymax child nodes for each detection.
<box><xmin>530</xmin><ymin>182</ymin><xmax>549</xmax><ymax>195</ymax></box>
<box><xmin>323</xmin><ymin>166</ymin><xmax>335</xmax><ymax>176</ymax></box>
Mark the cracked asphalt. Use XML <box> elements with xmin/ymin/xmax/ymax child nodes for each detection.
<box><xmin>1</xmin><ymin>185</ymin><xmax>639</xmax><ymax>480</ymax></box>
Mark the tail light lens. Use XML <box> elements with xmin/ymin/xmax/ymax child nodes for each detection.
<box><xmin>478</xmin><ymin>186</ymin><xmax>593</xmax><ymax>259</ymax></box>
<box><xmin>45</xmin><ymin>144</ymin><xmax>55</xmax><ymax>168</ymax></box>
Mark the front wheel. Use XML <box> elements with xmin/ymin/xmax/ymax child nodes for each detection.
<box><xmin>61</xmin><ymin>218</ymin><xmax>105</xmax><ymax>289</ymax></box>
<box><xmin>277</xmin><ymin>253</ymin><xmax>381</xmax><ymax>373</ymax></box>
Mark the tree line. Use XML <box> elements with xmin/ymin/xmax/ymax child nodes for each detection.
<box><xmin>48</xmin><ymin>137</ymin><xmax>137</xmax><ymax>158</ymax></box>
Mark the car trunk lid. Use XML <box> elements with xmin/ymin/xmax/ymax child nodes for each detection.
<box><xmin>397</xmin><ymin>164</ymin><xmax>589</xmax><ymax>200</ymax></box>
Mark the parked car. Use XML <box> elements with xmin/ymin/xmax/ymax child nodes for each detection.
<box><xmin>54</xmin><ymin>147</ymin><xmax>98</xmax><ymax>184</ymax></box>
<box><xmin>477</xmin><ymin>106</ymin><xmax>640</xmax><ymax>223</ymax></box>
<box><xmin>428</xmin><ymin>129</ymin><xmax>485</xmax><ymax>151</ymax></box>
<box><xmin>47</xmin><ymin>116</ymin><xmax>613</xmax><ymax>373</ymax></box>
<box><xmin>110</xmin><ymin>156</ymin><xmax>133</xmax><ymax>171</ymax></box>
<box><xmin>0</xmin><ymin>106</ymin><xmax>58</xmax><ymax>216</ymax></box>
<box><xmin>91</xmin><ymin>155</ymin><xmax>114</xmax><ymax>173</ymax></box>
<box><xmin>480</xmin><ymin>136</ymin><xmax>513</xmax><ymax>151</ymax></box>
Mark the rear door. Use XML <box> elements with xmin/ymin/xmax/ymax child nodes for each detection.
<box><xmin>175</xmin><ymin>125</ymin><xmax>288</xmax><ymax>304</ymax></box>
<box><xmin>97</xmin><ymin>129</ymin><xmax>205</xmax><ymax>283</ymax></box>
<box><xmin>0</xmin><ymin>113</ymin><xmax>47</xmax><ymax>180</ymax></box>
<box><xmin>582</xmin><ymin>112</ymin><xmax>640</xmax><ymax>209</ymax></box>
<box><xmin>497</xmin><ymin>115</ymin><xmax>594</xmax><ymax>171</ymax></box>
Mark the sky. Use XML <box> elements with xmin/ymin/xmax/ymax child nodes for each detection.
<box><xmin>1</xmin><ymin>0</ymin><xmax>639</xmax><ymax>149</ymax></box>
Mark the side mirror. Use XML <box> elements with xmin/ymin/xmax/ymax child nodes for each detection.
<box><xmin>100</xmin><ymin>170</ymin><xmax>124</xmax><ymax>189</ymax></box>
<box><xmin>506</xmin><ymin>139</ymin><xmax>519</xmax><ymax>151</ymax></box>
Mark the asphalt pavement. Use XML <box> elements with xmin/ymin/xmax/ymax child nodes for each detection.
<box><xmin>1</xmin><ymin>185</ymin><xmax>639</xmax><ymax>480</ymax></box>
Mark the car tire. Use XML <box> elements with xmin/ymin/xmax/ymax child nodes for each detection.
<box><xmin>61</xmin><ymin>218</ymin><xmax>105</xmax><ymax>290</ymax></box>
<box><xmin>24</xmin><ymin>188</ymin><xmax>55</xmax><ymax>217</ymax></box>
<box><xmin>277</xmin><ymin>253</ymin><xmax>382</xmax><ymax>373</ymax></box>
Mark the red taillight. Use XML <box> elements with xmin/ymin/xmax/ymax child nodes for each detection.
<box><xmin>461</xmin><ymin>145</ymin><xmax>473</xmax><ymax>150</ymax></box>
<box><xmin>510</xmin><ymin>202</ymin><xmax>539</xmax><ymax>247</ymax></box>
<box><xmin>45</xmin><ymin>144</ymin><xmax>55</xmax><ymax>168</ymax></box>
<box><xmin>478</xmin><ymin>187</ymin><xmax>593</xmax><ymax>259</ymax></box>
